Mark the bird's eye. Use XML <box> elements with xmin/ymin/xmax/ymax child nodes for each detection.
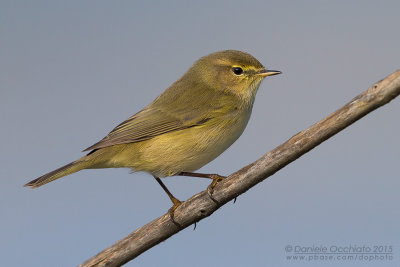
<box><xmin>232</xmin><ymin>67</ymin><xmax>243</xmax><ymax>75</ymax></box>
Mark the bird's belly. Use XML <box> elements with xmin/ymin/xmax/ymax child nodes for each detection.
<box><xmin>117</xmin><ymin>112</ymin><xmax>251</xmax><ymax>177</ymax></box>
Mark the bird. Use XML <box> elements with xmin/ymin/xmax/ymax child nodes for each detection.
<box><xmin>25</xmin><ymin>50</ymin><xmax>281</xmax><ymax>216</ymax></box>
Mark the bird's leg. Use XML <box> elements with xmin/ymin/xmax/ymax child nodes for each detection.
<box><xmin>177</xmin><ymin>172</ymin><xmax>226</xmax><ymax>203</ymax></box>
<box><xmin>154</xmin><ymin>176</ymin><xmax>182</xmax><ymax>227</ymax></box>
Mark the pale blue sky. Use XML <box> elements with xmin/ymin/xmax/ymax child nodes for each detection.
<box><xmin>1</xmin><ymin>1</ymin><xmax>399</xmax><ymax>266</ymax></box>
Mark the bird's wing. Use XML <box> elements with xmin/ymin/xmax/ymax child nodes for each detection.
<box><xmin>83</xmin><ymin>107</ymin><xmax>210</xmax><ymax>152</ymax></box>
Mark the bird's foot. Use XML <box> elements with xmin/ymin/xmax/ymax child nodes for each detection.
<box><xmin>207</xmin><ymin>174</ymin><xmax>226</xmax><ymax>204</ymax></box>
<box><xmin>168</xmin><ymin>197</ymin><xmax>183</xmax><ymax>228</ymax></box>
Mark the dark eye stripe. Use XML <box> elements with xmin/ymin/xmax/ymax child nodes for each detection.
<box><xmin>232</xmin><ymin>67</ymin><xmax>243</xmax><ymax>75</ymax></box>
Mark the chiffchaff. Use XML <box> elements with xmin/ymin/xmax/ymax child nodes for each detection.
<box><xmin>25</xmin><ymin>50</ymin><xmax>281</xmax><ymax>211</ymax></box>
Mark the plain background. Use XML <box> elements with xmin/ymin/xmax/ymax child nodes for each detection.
<box><xmin>1</xmin><ymin>1</ymin><xmax>399</xmax><ymax>266</ymax></box>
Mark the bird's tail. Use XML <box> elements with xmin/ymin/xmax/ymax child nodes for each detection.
<box><xmin>24</xmin><ymin>160</ymin><xmax>89</xmax><ymax>188</ymax></box>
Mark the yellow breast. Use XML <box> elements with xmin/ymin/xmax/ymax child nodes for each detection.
<box><xmin>111</xmin><ymin>107</ymin><xmax>252</xmax><ymax>177</ymax></box>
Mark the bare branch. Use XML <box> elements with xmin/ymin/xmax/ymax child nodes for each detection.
<box><xmin>80</xmin><ymin>70</ymin><xmax>400</xmax><ymax>267</ymax></box>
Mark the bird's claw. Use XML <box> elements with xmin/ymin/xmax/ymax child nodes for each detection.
<box><xmin>168</xmin><ymin>198</ymin><xmax>183</xmax><ymax>228</ymax></box>
<box><xmin>207</xmin><ymin>175</ymin><xmax>226</xmax><ymax>204</ymax></box>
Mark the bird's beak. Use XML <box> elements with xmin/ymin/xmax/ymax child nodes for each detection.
<box><xmin>256</xmin><ymin>69</ymin><xmax>282</xmax><ymax>77</ymax></box>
